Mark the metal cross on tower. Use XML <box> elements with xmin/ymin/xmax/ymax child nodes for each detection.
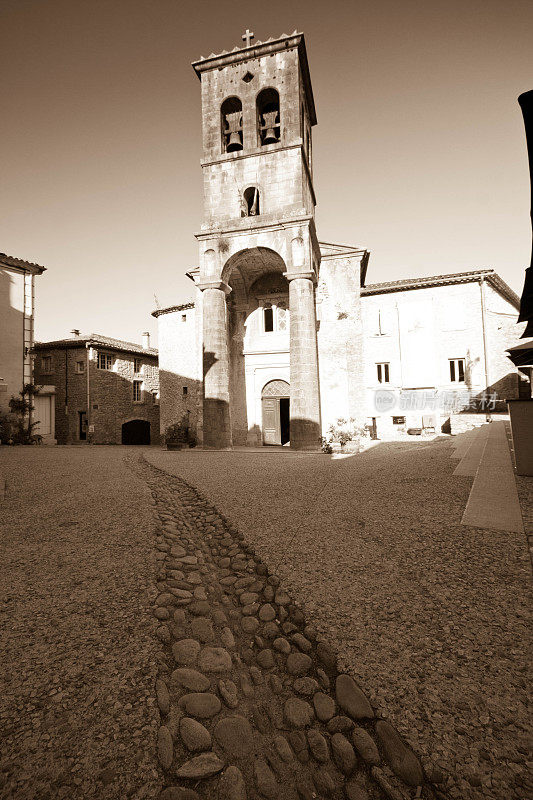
<box><xmin>242</xmin><ymin>29</ymin><xmax>254</xmax><ymax>48</ymax></box>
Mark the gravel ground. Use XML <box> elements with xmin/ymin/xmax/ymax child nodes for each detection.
<box><xmin>145</xmin><ymin>439</ymin><xmax>532</xmax><ymax>800</ymax></box>
<box><xmin>0</xmin><ymin>447</ymin><xmax>160</xmax><ymax>800</ymax></box>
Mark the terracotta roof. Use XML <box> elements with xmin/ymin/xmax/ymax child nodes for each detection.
<box><xmin>34</xmin><ymin>333</ymin><xmax>158</xmax><ymax>356</ymax></box>
<box><xmin>361</xmin><ymin>269</ymin><xmax>521</xmax><ymax>309</ymax></box>
<box><xmin>0</xmin><ymin>252</ymin><xmax>46</xmax><ymax>274</ymax></box>
<box><xmin>152</xmin><ymin>302</ymin><xmax>195</xmax><ymax>318</ymax></box>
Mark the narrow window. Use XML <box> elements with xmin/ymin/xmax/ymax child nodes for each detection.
<box><xmin>449</xmin><ymin>358</ymin><xmax>465</xmax><ymax>382</ymax></box>
<box><xmin>134</xmin><ymin>357</ymin><xmax>142</xmax><ymax>373</ymax></box>
<box><xmin>243</xmin><ymin>186</ymin><xmax>260</xmax><ymax>216</ymax></box>
<box><xmin>182</xmin><ymin>386</ymin><xmax>188</xmax><ymax>396</ymax></box>
<box><xmin>276</xmin><ymin>303</ymin><xmax>288</xmax><ymax>331</ymax></box>
<box><xmin>41</xmin><ymin>355</ymin><xmax>52</xmax><ymax>373</ymax></box>
<box><xmin>221</xmin><ymin>97</ymin><xmax>243</xmax><ymax>153</ymax></box>
<box><xmin>377</xmin><ymin>363</ymin><xmax>390</xmax><ymax>383</ymax></box>
<box><xmin>257</xmin><ymin>88</ymin><xmax>280</xmax><ymax>145</ymax></box>
<box><xmin>75</xmin><ymin>360</ymin><xmax>85</xmax><ymax>374</ymax></box>
<box><xmin>152</xmin><ymin>391</ymin><xmax>159</xmax><ymax>405</ymax></box>
<box><xmin>133</xmin><ymin>380</ymin><xmax>143</xmax><ymax>402</ymax></box>
<box><xmin>264</xmin><ymin>306</ymin><xmax>274</xmax><ymax>332</ymax></box>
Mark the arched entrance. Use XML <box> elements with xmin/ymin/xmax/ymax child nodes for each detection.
<box><xmin>121</xmin><ymin>419</ymin><xmax>151</xmax><ymax>445</ymax></box>
<box><xmin>261</xmin><ymin>380</ymin><xmax>290</xmax><ymax>446</ymax></box>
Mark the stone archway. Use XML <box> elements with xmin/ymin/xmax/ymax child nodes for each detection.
<box><xmin>121</xmin><ymin>419</ymin><xmax>151</xmax><ymax>445</ymax></box>
<box><xmin>261</xmin><ymin>380</ymin><xmax>290</xmax><ymax>445</ymax></box>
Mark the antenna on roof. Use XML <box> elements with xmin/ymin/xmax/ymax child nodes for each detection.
<box><xmin>153</xmin><ymin>293</ymin><xmax>161</xmax><ymax>310</ymax></box>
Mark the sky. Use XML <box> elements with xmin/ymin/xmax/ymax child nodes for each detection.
<box><xmin>1</xmin><ymin>0</ymin><xmax>532</xmax><ymax>347</ymax></box>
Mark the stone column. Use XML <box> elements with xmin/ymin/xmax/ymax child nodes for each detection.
<box><xmin>198</xmin><ymin>281</ymin><xmax>232</xmax><ymax>449</ymax></box>
<box><xmin>285</xmin><ymin>271</ymin><xmax>322</xmax><ymax>450</ymax></box>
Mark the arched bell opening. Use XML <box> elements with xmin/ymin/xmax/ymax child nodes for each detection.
<box><xmin>261</xmin><ymin>379</ymin><xmax>290</xmax><ymax>446</ymax></box>
<box><xmin>243</xmin><ymin>186</ymin><xmax>260</xmax><ymax>216</ymax></box>
<box><xmin>257</xmin><ymin>88</ymin><xmax>280</xmax><ymax>146</ymax></box>
<box><xmin>221</xmin><ymin>96</ymin><xmax>243</xmax><ymax>153</ymax></box>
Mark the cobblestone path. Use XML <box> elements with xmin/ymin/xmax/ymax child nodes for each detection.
<box><xmin>137</xmin><ymin>456</ymin><xmax>444</xmax><ymax>800</ymax></box>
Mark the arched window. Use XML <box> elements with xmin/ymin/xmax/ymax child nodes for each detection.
<box><xmin>221</xmin><ymin>97</ymin><xmax>243</xmax><ymax>153</ymax></box>
<box><xmin>257</xmin><ymin>88</ymin><xmax>280</xmax><ymax>145</ymax></box>
<box><xmin>243</xmin><ymin>186</ymin><xmax>260</xmax><ymax>216</ymax></box>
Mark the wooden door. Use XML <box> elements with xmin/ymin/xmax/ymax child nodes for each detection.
<box><xmin>34</xmin><ymin>395</ymin><xmax>51</xmax><ymax>435</ymax></box>
<box><xmin>262</xmin><ymin>397</ymin><xmax>281</xmax><ymax>445</ymax></box>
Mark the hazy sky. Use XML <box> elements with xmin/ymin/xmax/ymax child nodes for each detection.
<box><xmin>1</xmin><ymin>0</ymin><xmax>531</xmax><ymax>346</ymax></box>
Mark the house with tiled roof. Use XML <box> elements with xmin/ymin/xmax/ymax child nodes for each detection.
<box><xmin>0</xmin><ymin>252</ymin><xmax>47</xmax><ymax>431</ymax></box>
<box><xmin>33</xmin><ymin>331</ymin><xmax>160</xmax><ymax>445</ymax></box>
<box><xmin>359</xmin><ymin>268</ymin><xmax>529</xmax><ymax>436</ymax></box>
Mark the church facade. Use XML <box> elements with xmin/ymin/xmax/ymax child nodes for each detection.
<box><xmin>154</xmin><ymin>32</ymin><xmax>526</xmax><ymax>449</ymax></box>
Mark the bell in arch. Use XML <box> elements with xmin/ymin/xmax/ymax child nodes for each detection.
<box><xmin>262</xmin><ymin>111</ymin><xmax>279</xmax><ymax>144</ymax></box>
<box><xmin>227</xmin><ymin>131</ymin><xmax>243</xmax><ymax>152</ymax></box>
<box><xmin>225</xmin><ymin>110</ymin><xmax>243</xmax><ymax>152</ymax></box>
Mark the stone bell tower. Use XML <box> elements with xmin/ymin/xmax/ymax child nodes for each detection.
<box><xmin>192</xmin><ymin>31</ymin><xmax>322</xmax><ymax>450</ymax></box>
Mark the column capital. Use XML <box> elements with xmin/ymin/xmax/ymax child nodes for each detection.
<box><xmin>283</xmin><ymin>270</ymin><xmax>317</xmax><ymax>285</ymax></box>
<box><xmin>196</xmin><ymin>280</ymin><xmax>232</xmax><ymax>295</ymax></box>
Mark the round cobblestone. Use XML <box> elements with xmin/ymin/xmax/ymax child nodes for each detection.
<box><xmin>180</xmin><ymin>692</ymin><xmax>221</xmax><ymax>718</ymax></box>
<box><xmin>172</xmin><ymin>639</ymin><xmax>201</xmax><ymax>666</ymax></box>
<box><xmin>258</xmin><ymin>603</ymin><xmax>276</xmax><ymax>622</ymax></box>
<box><xmin>213</xmin><ymin>715</ymin><xmax>254</xmax><ymax>757</ymax></box>
<box><xmin>307</xmin><ymin>729</ymin><xmax>329</xmax><ymax>763</ymax></box>
<box><xmin>179</xmin><ymin>717</ymin><xmax>212</xmax><ymax>752</ymax></box>
<box><xmin>175</xmin><ymin>752</ymin><xmax>224</xmax><ymax>779</ymax></box>
<box><xmin>331</xmin><ymin>732</ymin><xmax>357</xmax><ymax>776</ymax></box>
<box><xmin>352</xmin><ymin>727</ymin><xmax>380</xmax><ymax>766</ymax></box>
<box><xmin>190</xmin><ymin>617</ymin><xmax>214</xmax><ymax>643</ymax></box>
<box><xmin>171</xmin><ymin>668</ymin><xmax>210</xmax><ymax>692</ymax></box>
<box><xmin>198</xmin><ymin>646</ymin><xmax>232</xmax><ymax>673</ymax></box>
<box><xmin>287</xmin><ymin>652</ymin><xmax>312</xmax><ymax>676</ymax></box>
<box><xmin>335</xmin><ymin>674</ymin><xmax>374</xmax><ymax>720</ymax></box>
<box><xmin>157</xmin><ymin>725</ymin><xmax>173</xmax><ymax>769</ymax></box>
<box><xmin>218</xmin><ymin>678</ymin><xmax>239</xmax><ymax>708</ymax></box>
<box><xmin>218</xmin><ymin>765</ymin><xmax>247</xmax><ymax>800</ymax></box>
<box><xmin>284</xmin><ymin>697</ymin><xmax>314</xmax><ymax>728</ymax></box>
<box><xmin>313</xmin><ymin>692</ymin><xmax>335</xmax><ymax>722</ymax></box>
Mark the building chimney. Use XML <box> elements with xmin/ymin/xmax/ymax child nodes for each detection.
<box><xmin>142</xmin><ymin>331</ymin><xmax>150</xmax><ymax>349</ymax></box>
<box><xmin>71</xmin><ymin>329</ymin><xmax>80</xmax><ymax>337</ymax></box>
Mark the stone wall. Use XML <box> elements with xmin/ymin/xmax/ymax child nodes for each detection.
<box><xmin>317</xmin><ymin>254</ymin><xmax>365</xmax><ymax>434</ymax></box>
<box><xmin>1</xmin><ymin>268</ymin><xmax>26</xmax><ymax>414</ymax></box>
<box><xmin>34</xmin><ymin>346</ymin><xmax>88</xmax><ymax>444</ymax></box>
<box><xmin>157</xmin><ymin>302</ymin><xmax>202</xmax><ymax>443</ymax></box>
<box><xmin>88</xmin><ymin>349</ymin><xmax>160</xmax><ymax>445</ymax></box>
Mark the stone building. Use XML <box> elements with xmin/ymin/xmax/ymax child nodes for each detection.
<box><xmin>0</xmin><ymin>253</ymin><xmax>50</xmax><ymax>435</ymax></box>
<box><xmin>33</xmin><ymin>332</ymin><xmax>160</xmax><ymax>445</ymax></box>
<box><xmin>154</xmin><ymin>32</ymin><xmax>526</xmax><ymax>448</ymax></box>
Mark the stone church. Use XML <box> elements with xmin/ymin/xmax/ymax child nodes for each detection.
<box><xmin>155</xmin><ymin>31</ymin><xmax>526</xmax><ymax>449</ymax></box>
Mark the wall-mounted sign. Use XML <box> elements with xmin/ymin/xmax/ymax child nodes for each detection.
<box><xmin>88</xmin><ymin>424</ymin><xmax>95</xmax><ymax>433</ymax></box>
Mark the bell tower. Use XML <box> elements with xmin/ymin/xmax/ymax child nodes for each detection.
<box><xmin>192</xmin><ymin>32</ymin><xmax>322</xmax><ymax>449</ymax></box>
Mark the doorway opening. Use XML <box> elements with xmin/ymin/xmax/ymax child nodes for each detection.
<box><xmin>79</xmin><ymin>411</ymin><xmax>87</xmax><ymax>441</ymax></box>
<box><xmin>261</xmin><ymin>380</ymin><xmax>290</xmax><ymax>446</ymax></box>
<box><xmin>122</xmin><ymin>419</ymin><xmax>151</xmax><ymax>445</ymax></box>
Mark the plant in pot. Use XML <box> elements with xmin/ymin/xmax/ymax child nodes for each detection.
<box><xmin>326</xmin><ymin>417</ymin><xmax>367</xmax><ymax>453</ymax></box>
<box><xmin>164</xmin><ymin>415</ymin><xmax>190</xmax><ymax>451</ymax></box>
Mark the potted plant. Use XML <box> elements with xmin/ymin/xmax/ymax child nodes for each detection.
<box><xmin>164</xmin><ymin>415</ymin><xmax>190</xmax><ymax>451</ymax></box>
